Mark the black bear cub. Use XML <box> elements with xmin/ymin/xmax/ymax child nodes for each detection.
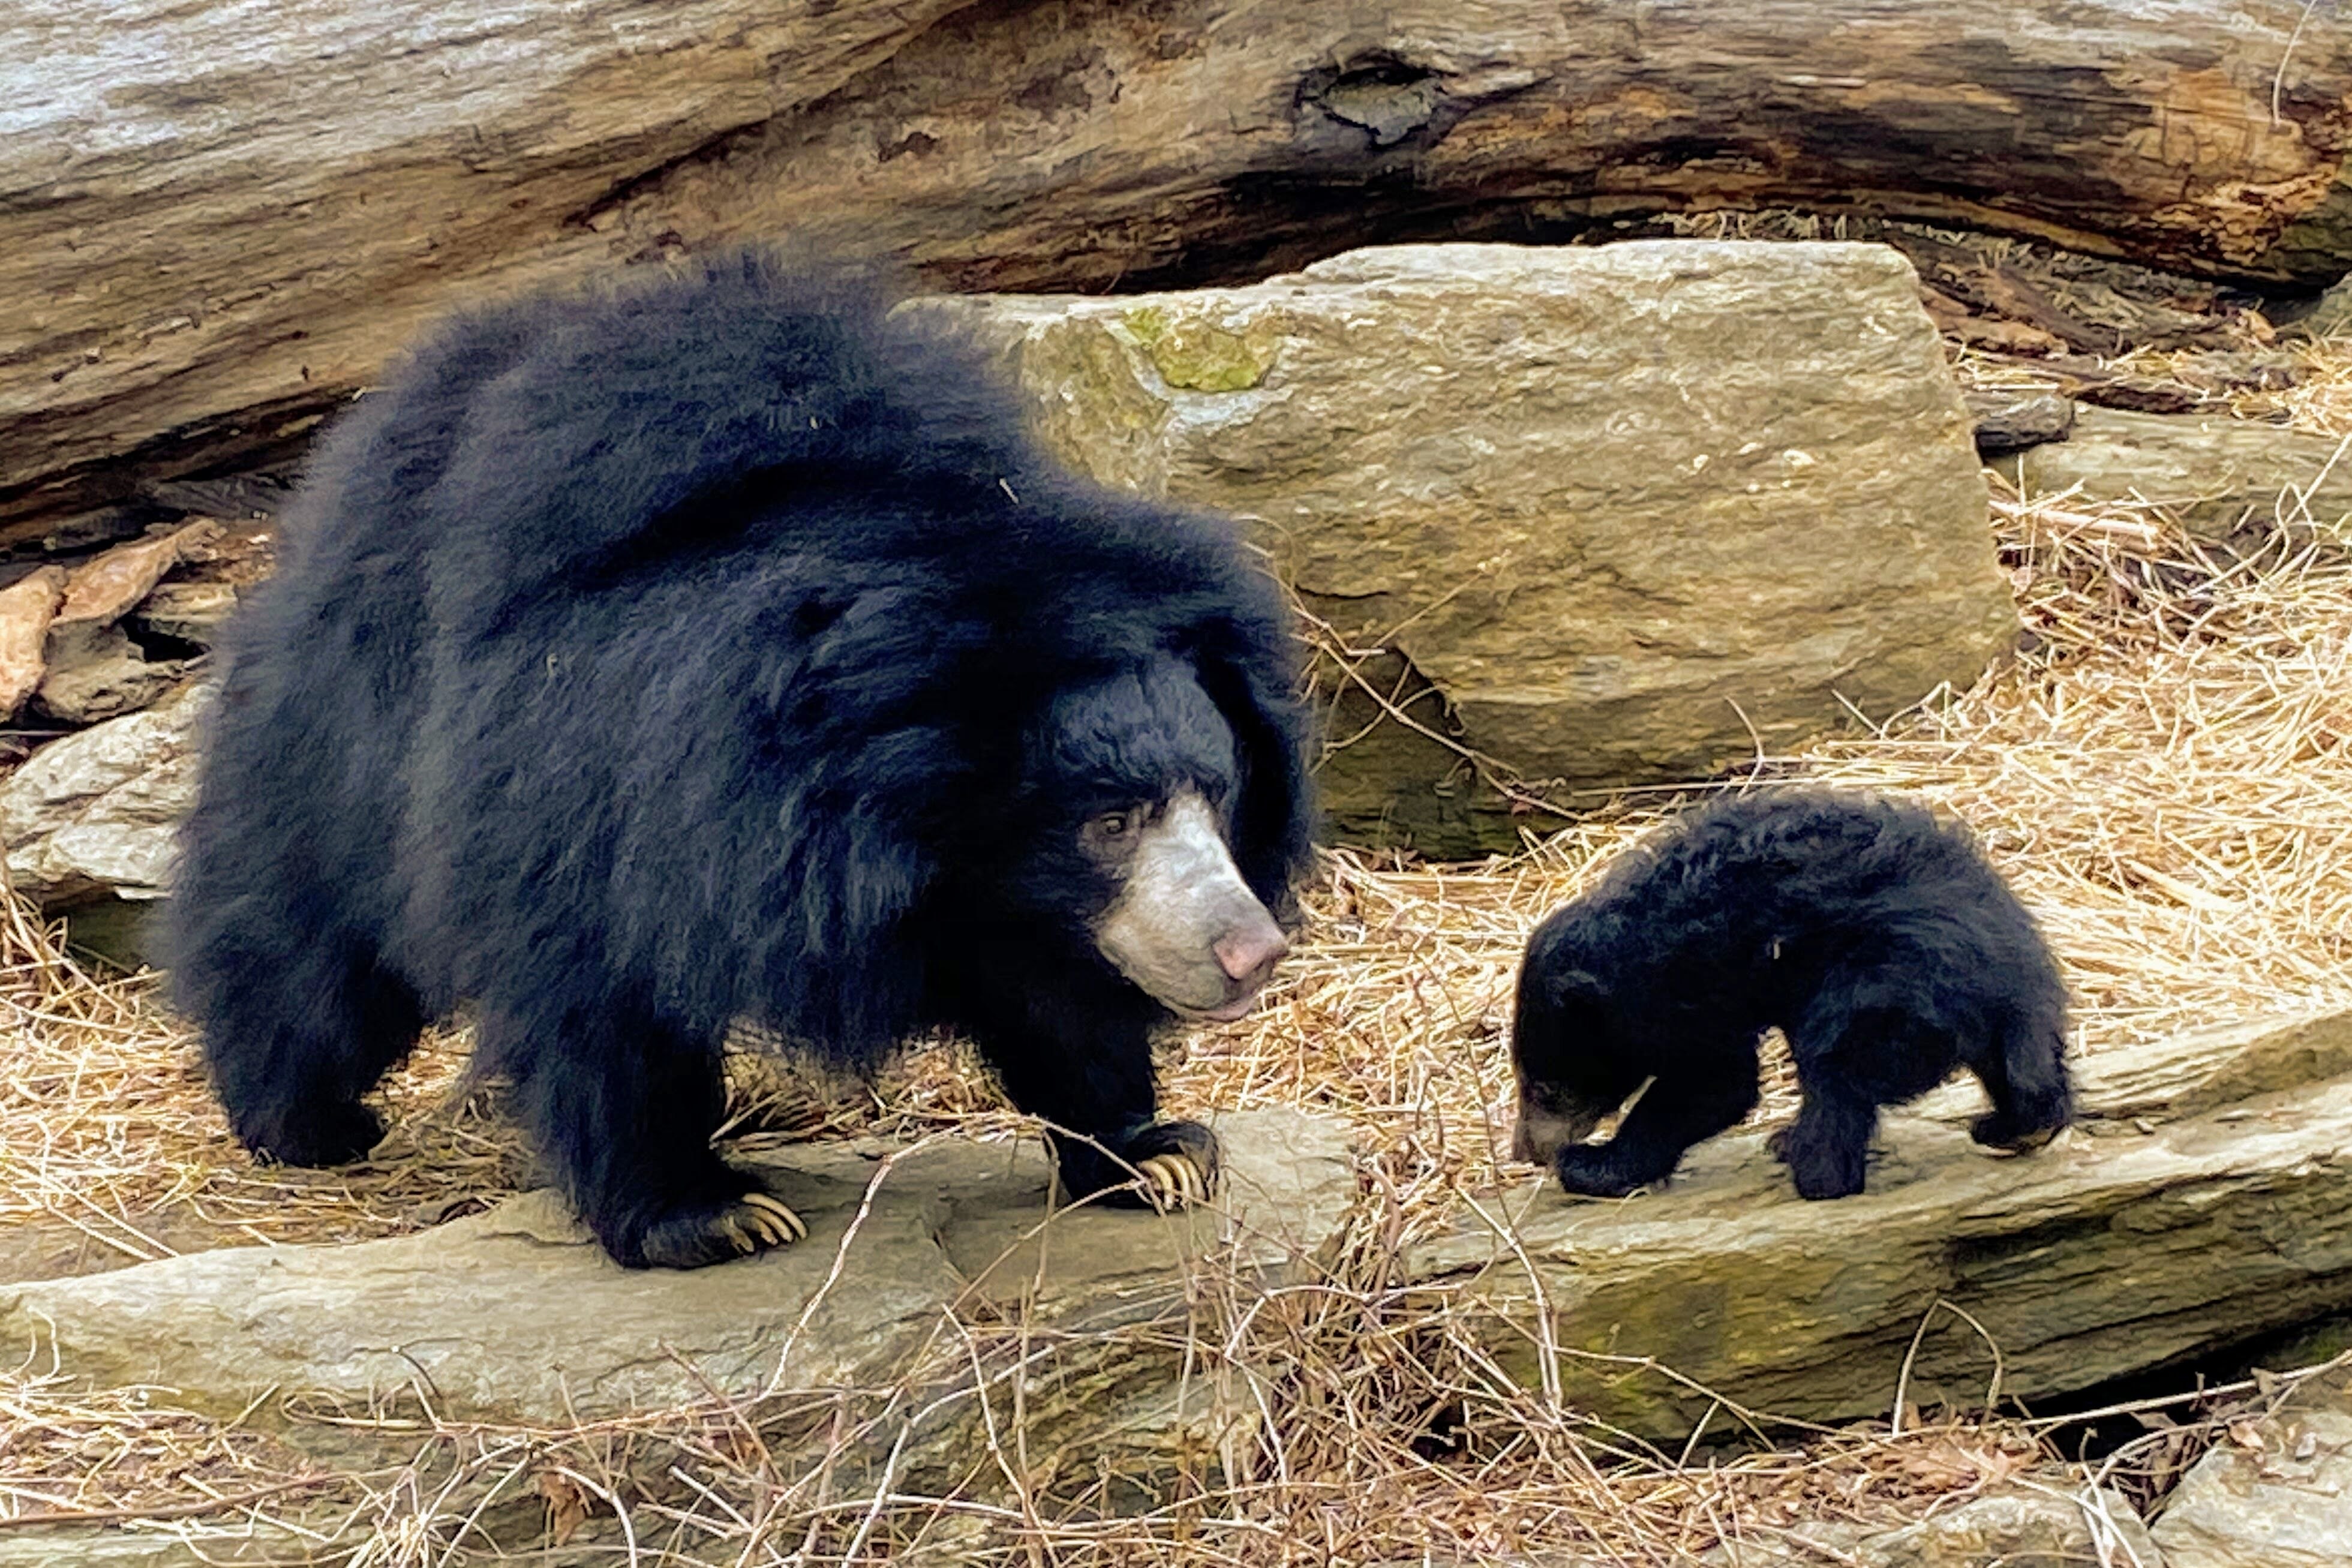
<box><xmin>1510</xmin><ymin>789</ymin><xmax>2072</xmax><ymax>1201</ymax></box>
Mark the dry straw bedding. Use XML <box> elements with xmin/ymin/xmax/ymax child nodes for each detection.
<box><xmin>2</xmin><ymin>328</ymin><xmax>2350</xmax><ymax>1558</ymax></box>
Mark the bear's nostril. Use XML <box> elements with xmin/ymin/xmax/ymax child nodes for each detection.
<box><xmin>1213</xmin><ymin>921</ymin><xmax>1288</xmax><ymax>986</ymax></box>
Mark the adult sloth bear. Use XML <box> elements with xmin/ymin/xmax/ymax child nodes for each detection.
<box><xmin>167</xmin><ymin>254</ymin><xmax>1314</xmax><ymax>1269</ymax></box>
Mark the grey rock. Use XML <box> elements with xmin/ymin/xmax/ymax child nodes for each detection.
<box><xmin>130</xmin><ymin>580</ymin><xmax>240</xmax><ymax>647</ymax></box>
<box><xmin>30</xmin><ymin>523</ymin><xmax>217</xmax><ymax>722</ymax></box>
<box><xmin>1966</xmin><ymin>388</ymin><xmax>2077</xmax><ymax>456</ymax></box>
<box><xmin>2151</xmin><ymin>1369</ymin><xmax>2352</xmax><ymax>1568</ymax></box>
<box><xmin>0</xmin><ymin>1108</ymin><xmax>1354</xmax><ymax>1482</ymax></box>
<box><xmin>2011</xmin><ymin>405</ymin><xmax>2352</xmax><ymax>549</ymax></box>
<box><xmin>31</xmin><ymin>621</ymin><xmax>190</xmax><ymax>725</ymax></box>
<box><xmin>1704</xmin><ymin>1486</ymin><xmax>2161</xmax><ymax>1567</ymax></box>
<box><xmin>0</xmin><ymin>682</ymin><xmax>212</xmax><ymax>906</ymax></box>
<box><xmin>0</xmin><ymin>1525</ymin><xmax>316</xmax><ymax>1566</ymax></box>
<box><xmin>942</xmin><ymin>241</ymin><xmax>2017</xmax><ymax>853</ymax></box>
<box><xmin>1420</xmin><ymin>1006</ymin><xmax>2352</xmax><ymax>1444</ymax></box>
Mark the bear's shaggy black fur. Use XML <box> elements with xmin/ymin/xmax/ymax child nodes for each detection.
<box><xmin>1510</xmin><ymin>789</ymin><xmax>2072</xmax><ymax>1201</ymax></box>
<box><xmin>167</xmin><ymin>253</ymin><xmax>1314</xmax><ymax>1268</ymax></box>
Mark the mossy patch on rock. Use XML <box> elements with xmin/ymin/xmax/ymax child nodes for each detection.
<box><xmin>1118</xmin><ymin>305</ymin><xmax>1281</xmax><ymax>392</ymax></box>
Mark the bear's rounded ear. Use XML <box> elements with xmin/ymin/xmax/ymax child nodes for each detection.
<box><xmin>1191</xmin><ymin>650</ymin><xmax>1315</xmax><ymax>914</ymax></box>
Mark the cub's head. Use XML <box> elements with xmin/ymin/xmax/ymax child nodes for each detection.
<box><xmin>1013</xmin><ymin>654</ymin><xmax>1296</xmax><ymax>1020</ymax></box>
<box><xmin>1507</xmin><ymin>954</ymin><xmax>1650</xmax><ymax>1164</ymax></box>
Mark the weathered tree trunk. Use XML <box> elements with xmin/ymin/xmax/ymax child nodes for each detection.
<box><xmin>5</xmin><ymin>1</ymin><xmax>2348</xmax><ymax>539</ymax></box>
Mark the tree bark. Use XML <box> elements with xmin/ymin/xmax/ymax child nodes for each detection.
<box><xmin>5</xmin><ymin>1</ymin><xmax>2349</xmax><ymax>539</ymax></box>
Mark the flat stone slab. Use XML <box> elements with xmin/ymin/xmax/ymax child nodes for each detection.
<box><xmin>2150</xmin><ymin>1364</ymin><xmax>2352</xmax><ymax>1568</ymax></box>
<box><xmin>1698</xmin><ymin>1486</ymin><xmax>2162</xmax><ymax>1567</ymax></box>
<box><xmin>0</xmin><ymin>1109</ymin><xmax>1354</xmax><ymax>1447</ymax></box>
<box><xmin>1419</xmin><ymin>1010</ymin><xmax>2352</xmax><ymax>1442</ymax></box>
<box><xmin>2013</xmin><ymin>405</ymin><xmax>2352</xmax><ymax>549</ymax></box>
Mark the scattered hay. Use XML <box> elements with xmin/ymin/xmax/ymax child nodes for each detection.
<box><xmin>0</xmin><ymin>897</ymin><xmax>527</xmax><ymax>1273</ymax></box>
<box><xmin>5</xmin><ymin>327</ymin><xmax>2351</xmax><ymax>1558</ymax></box>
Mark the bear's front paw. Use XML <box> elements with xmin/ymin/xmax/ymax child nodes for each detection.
<box><xmin>1086</xmin><ymin>1119</ymin><xmax>1221</xmax><ymax>1212</ymax></box>
<box><xmin>241</xmin><ymin>1100</ymin><xmax>387</xmax><ymax>1169</ymax></box>
<box><xmin>628</xmin><ymin>1188</ymin><xmax>807</xmax><ymax>1269</ymax></box>
<box><xmin>1552</xmin><ymin>1145</ymin><xmax>1651</xmax><ymax>1199</ymax></box>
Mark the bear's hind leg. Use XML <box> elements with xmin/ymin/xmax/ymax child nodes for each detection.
<box><xmin>1553</xmin><ymin>1050</ymin><xmax>1760</xmax><ymax>1198</ymax></box>
<box><xmin>1968</xmin><ymin>1018</ymin><xmax>2074</xmax><ymax>1154</ymax></box>
<box><xmin>1777</xmin><ymin>992</ymin><xmax>1959</xmax><ymax>1199</ymax></box>
<box><xmin>1768</xmin><ymin>1083</ymin><xmax>1880</xmax><ymax>1199</ymax></box>
<box><xmin>489</xmin><ymin>1005</ymin><xmax>804</xmax><ymax>1269</ymax></box>
<box><xmin>188</xmin><ymin>937</ymin><xmax>426</xmax><ymax>1169</ymax></box>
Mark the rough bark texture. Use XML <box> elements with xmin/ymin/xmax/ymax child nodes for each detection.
<box><xmin>7</xmin><ymin>1</ymin><xmax>2350</xmax><ymax>537</ymax></box>
<box><xmin>948</xmin><ymin>241</ymin><xmax>2017</xmax><ymax>852</ymax></box>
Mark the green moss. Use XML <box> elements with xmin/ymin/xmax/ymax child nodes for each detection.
<box><xmin>1116</xmin><ymin>307</ymin><xmax>1278</xmax><ymax>393</ymax></box>
<box><xmin>1120</xmin><ymin>304</ymin><xmax>1171</xmax><ymax>346</ymax></box>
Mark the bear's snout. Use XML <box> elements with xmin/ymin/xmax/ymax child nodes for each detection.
<box><xmin>1094</xmin><ymin>790</ymin><xmax>1290</xmax><ymax>1020</ymax></box>
<box><xmin>1213</xmin><ymin>918</ymin><xmax>1288</xmax><ymax>990</ymax></box>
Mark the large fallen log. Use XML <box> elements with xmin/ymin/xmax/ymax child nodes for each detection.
<box><xmin>6</xmin><ymin>1</ymin><xmax>2350</xmax><ymax>537</ymax></box>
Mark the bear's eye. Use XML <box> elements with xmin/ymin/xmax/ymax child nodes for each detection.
<box><xmin>1081</xmin><ymin>807</ymin><xmax>1150</xmax><ymax>857</ymax></box>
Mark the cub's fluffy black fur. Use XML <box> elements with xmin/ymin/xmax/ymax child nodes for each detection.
<box><xmin>168</xmin><ymin>253</ymin><xmax>1314</xmax><ymax>1267</ymax></box>
<box><xmin>1511</xmin><ymin>789</ymin><xmax>2071</xmax><ymax>1201</ymax></box>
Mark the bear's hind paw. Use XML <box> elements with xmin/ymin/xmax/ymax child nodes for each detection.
<box><xmin>1971</xmin><ymin>1112</ymin><xmax>2068</xmax><ymax>1155</ymax></box>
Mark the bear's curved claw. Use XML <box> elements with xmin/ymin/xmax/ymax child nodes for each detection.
<box><xmin>635</xmin><ymin>1188</ymin><xmax>808</xmax><ymax>1268</ymax></box>
<box><xmin>1134</xmin><ymin>1152</ymin><xmax>1212</xmax><ymax>1211</ymax></box>
<box><xmin>736</xmin><ymin>1190</ymin><xmax>809</xmax><ymax>1246</ymax></box>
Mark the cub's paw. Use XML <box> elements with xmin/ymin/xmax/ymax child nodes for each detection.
<box><xmin>1551</xmin><ymin>1145</ymin><xmax>1651</xmax><ymax>1200</ymax></box>
<box><xmin>1769</xmin><ymin>1128</ymin><xmax>1870</xmax><ymax>1199</ymax></box>
<box><xmin>629</xmin><ymin>1188</ymin><xmax>807</xmax><ymax>1270</ymax></box>
<box><xmin>1110</xmin><ymin>1120</ymin><xmax>1222</xmax><ymax>1212</ymax></box>
<box><xmin>1970</xmin><ymin>1111</ymin><xmax>2068</xmax><ymax>1155</ymax></box>
<box><xmin>242</xmin><ymin>1101</ymin><xmax>386</xmax><ymax>1169</ymax></box>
